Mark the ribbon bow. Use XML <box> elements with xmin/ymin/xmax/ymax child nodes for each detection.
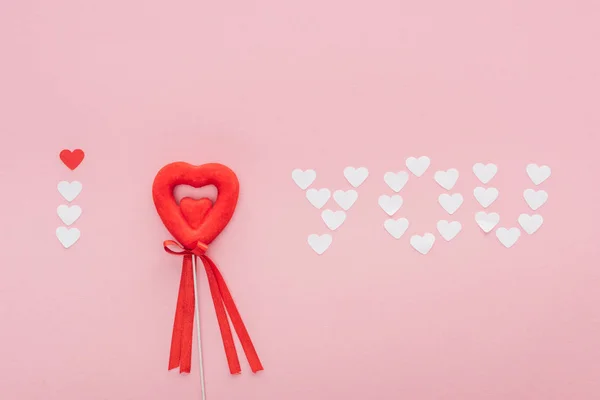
<box><xmin>163</xmin><ymin>240</ymin><xmax>263</xmax><ymax>374</ymax></box>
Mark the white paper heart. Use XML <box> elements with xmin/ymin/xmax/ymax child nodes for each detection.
<box><xmin>384</xmin><ymin>218</ymin><xmax>409</xmax><ymax>239</ymax></box>
<box><xmin>384</xmin><ymin>171</ymin><xmax>409</xmax><ymax>192</ymax></box>
<box><xmin>57</xmin><ymin>205</ymin><xmax>82</xmax><ymax>226</ymax></box>
<box><xmin>475</xmin><ymin>211</ymin><xmax>500</xmax><ymax>233</ymax></box>
<box><xmin>496</xmin><ymin>227</ymin><xmax>521</xmax><ymax>248</ymax></box>
<box><xmin>526</xmin><ymin>164</ymin><xmax>551</xmax><ymax>185</ymax></box>
<box><xmin>436</xmin><ymin>220</ymin><xmax>462</xmax><ymax>241</ymax></box>
<box><xmin>524</xmin><ymin>189</ymin><xmax>548</xmax><ymax>210</ymax></box>
<box><xmin>307</xmin><ymin>234</ymin><xmax>332</xmax><ymax>255</ymax></box>
<box><xmin>438</xmin><ymin>193</ymin><xmax>464</xmax><ymax>215</ymax></box>
<box><xmin>57</xmin><ymin>181</ymin><xmax>83</xmax><ymax>202</ymax></box>
<box><xmin>378</xmin><ymin>195</ymin><xmax>403</xmax><ymax>216</ymax></box>
<box><xmin>434</xmin><ymin>168</ymin><xmax>459</xmax><ymax>190</ymax></box>
<box><xmin>473</xmin><ymin>187</ymin><xmax>499</xmax><ymax>208</ymax></box>
<box><xmin>56</xmin><ymin>226</ymin><xmax>81</xmax><ymax>249</ymax></box>
<box><xmin>472</xmin><ymin>163</ymin><xmax>498</xmax><ymax>184</ymax></box>
<box><xmin>344</xmin><ymin>167</ymin><xmax>369</xmax><ymax>188</ymax></box>
<box><xmin>292</xmin><ymin>169</ymin><xmax>316</xmax><ymax>190</ymax></box>
<box><xmin>333</xmin><ymin>189</ymin><xmax>358</xmax><ymax>211</ymax></box>
<box><xmin>410</xmin><ymin>233</ymin><xmax>435</xmax><ymax>255</ymax></box>
<box><xmin>405</xmin><ymin>156</ymin><xmax>431</xmax><ymax>177</ymax></box>
<box><xmin>518</xmin><ymin>213</ymin><xmax>543</xmax><ymax>234</ymax></box>
<box><xmin>321</xmin><ymin>209</ymin><xmax>346</xmax><ymax>231</ymax></box>
<box><xmin>305</xmin><ymin>188</ymin><xmax>331</xmax><ymax>209</ymax></box>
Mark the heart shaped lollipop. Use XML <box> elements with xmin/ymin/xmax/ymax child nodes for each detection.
<box><xmin>152</xmin><ymin>162</ymin><xmax>262</xmax><ymax>377</ymax></box>
<box><xmin>152</xmin><ymin>162</ymin><xmax>239</xmax><ymax>248</ymax></box>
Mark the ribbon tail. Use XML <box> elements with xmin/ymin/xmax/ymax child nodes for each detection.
<box><xmin>204</xmin><ymin>257</ymin><xmax>264</xmax><ymax>373</ymax></box>
<box><xmin>168</xmin><ymin>254</ymin><xmax>195</xmax><ymax>373</ymax></box>
<box><xmin>168</xmin><ymin>259</ymin><xmax>186</xmax><ymax>370</ymax></box>
<box><xmin>200</xmin><ymin>256</ymin><xmax>242</xmax><ymax>374</ymax></box>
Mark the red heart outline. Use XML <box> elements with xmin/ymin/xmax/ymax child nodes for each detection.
<box><xmin>152</xmin><ymin>162</ymin><xmax>239</xmax><ymax>249</ymax></box>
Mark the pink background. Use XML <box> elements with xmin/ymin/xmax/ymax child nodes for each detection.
<box><xmin>1</xmin><ymin>1</ymin><xmax>600</xmax><ymax>399</ymax></box>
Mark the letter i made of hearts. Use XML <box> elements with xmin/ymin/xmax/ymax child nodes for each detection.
<box><xmin>152</xmin><ymin>162</ymin><xmax>263</xmax><ymax>375</ymax></box>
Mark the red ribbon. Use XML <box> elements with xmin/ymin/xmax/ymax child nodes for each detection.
<box><xmin>163</xmin><ymin>240</ymin><xmax>263</xmax><ymax>375</ymax></box>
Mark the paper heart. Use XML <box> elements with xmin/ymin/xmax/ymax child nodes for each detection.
<box><xmin>437</xmin><ymin>220</ymin><xmax>462</xmax><ymax>241</ymax></box>
<box><xmin>384</xmin><ymin>171</ymin><xmax>409</xmax><ymax>192</ymax></box>
<box><xmin>57</xmin><ymin>205</ymin><xmax>82</xmax><ymax>226</ymax></box>
<box><xmin>321</xmin><ymin>209</ymin><xmax>346</xmax><ymax>230</ymax></box>
<box><xmin>405</xmin><ymin>156</ymin><xmax>430</xmax><ymax>177</ymax></box>
<box><xmin>308</xmin><ymin>234</ymin><xmax>332</xmax><ymax>255</ymax></box>
<box><xmin>152</xmin><ymin>162</ymin><xmax>239</xmax><ymax>249</ymax></box>
<box><xmin>523</xmin><ymin>189</ymin><xmax>548</xmax><ymax>211</ymax></box>
<box><xmin>526</xmin><ymin>164</ymin><xmax>551</xmax><ymax>185</ymax></box>
<box><xmin>438</xmin><ymin>193</ymin><xmax>464</xmax><ymax>215</ymax></box>
<box><xmin>518</xmin><ymin>213</ymin><xmax>543</xmax><ymax>234</ymax></box>
<box><xmin>56</xmin><ymin>227</ymin><xmax>81</xmax><ymax>248</ymax></box>
<box><xmin>378</xmin><ymin>194</ymin><xmax>403</xmax><ymax>216</ymax></box>
<box><xmin>344</xmin><ymin>167</ymin><xmax>369</xmax><ymax>187</ymax></box>
<box><xmin>333</xmin><ymin>189</ymin><xmax>358</xmax><ymax>211</ymax></box>
<box><xmin>384</xmin><ymin>218</ymin><xmax>409</xmax><ymax>239</ymax></box>
<box><xmin>473</xmin><ymin>187</ymin><xmax>499</xmax><ymax>208</ymax></box>
<box><xmin>472</xmin><ymin>163</ymin><xmax>497</xmax><ymax>184</ymax></box>
<box><xmin>292</xmin><ymin>169</ymin><xmax>316</xmax><ymax>190</ymax></box>
<box><xmin>496</xmin><ymin>227</ymin><xmax>521</xmax><ymax>248</ymax></box>
<box><xmin>57</xmin><ymin>181</ymin><xmax>83</xmax><ymax>202</ymax></box>
<box><xmin>475</xmin><ymin>211</ymin><xmax>500</xmax><ymax>233</ymax></box>
<box><xmin>434</xmin><ymin>169</ymin><xmax>459</xmax><ymax>190</ymax></box>
<box><xmin>60</xmin><ymin>149</ymin><xmax>85</xmax><ymax>170</ymax></box>
<box><xmin>306</xmin><ymin>188</ymin><xmax>331</xmax><ymax>209</ymax></box>
<box><xmin>410</xmin><ymin>233</ymin><xmax>435</xmax><ymax>255</ymax></box>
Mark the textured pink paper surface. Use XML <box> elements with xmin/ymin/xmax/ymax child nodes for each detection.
<box><xmin>1</xmin><ymin>1</ymin><xmax>600</xmax><ymax>399</ymax></box>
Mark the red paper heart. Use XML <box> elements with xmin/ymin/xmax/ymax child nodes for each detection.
<box><xmin>60</xmin><ymin>149</ymin><xmax>85</xmax><ymax>170</ymax></box>
<box><xmin>152</xmin><ymin>162</ymin><xmax>239</xmax><ymax>249</ymax></box>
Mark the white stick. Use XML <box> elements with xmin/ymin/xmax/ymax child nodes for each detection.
<box><xmin>191</xmin><ymin>255</ymin><xmax>207</xmax><ymax>400</ymax></box>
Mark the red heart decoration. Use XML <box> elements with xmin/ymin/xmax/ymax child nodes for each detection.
<box><xmin>180</xmin><ymin>197</ymin><xmax>212</xmax><ymax>229</ymax></box>
<box><xmin>60</xmin><ymin>149</ymin><xmax>85</xmax><ymax>170</ymax></box>
<box><xmin>152</xmin><ymin>162</ymin><xmax>239</xmax><ymax>249</ymax></box>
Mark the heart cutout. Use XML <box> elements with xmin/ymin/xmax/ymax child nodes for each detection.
<box><xmin>152</xmin><ymin>162</ymin><xmax>239</xmax><ymax>249</ymax></box>
<box><xmin>60</xmin><ymin>149</ymin><xmax>85</xmax><ymax>170</ymax></box>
